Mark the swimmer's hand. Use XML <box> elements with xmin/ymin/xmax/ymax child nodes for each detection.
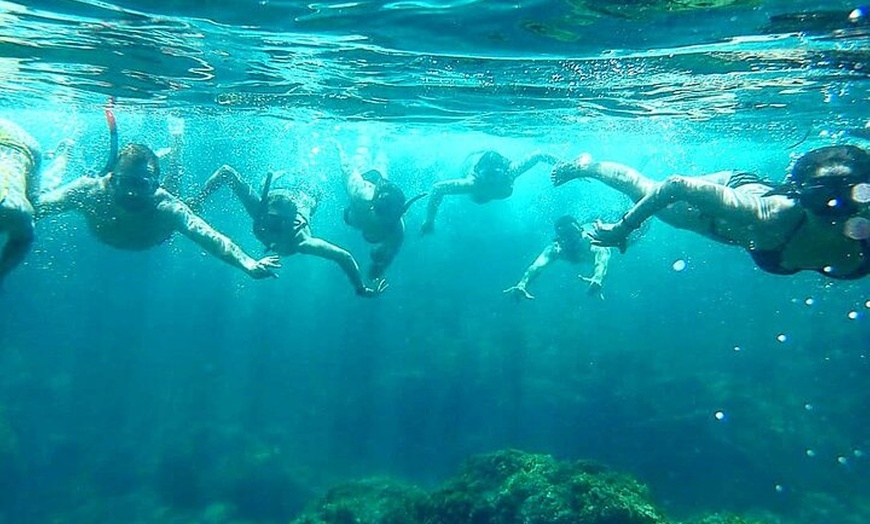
<box><xmin>46</xmin><ymin>138</ymin><xmax>75</xmax><ymax>160</ymax></box>
<box><xmin>202</xmin><ymin>165</ymin><xmax>238</xmax><ymax>192</ymax></box>
<box><xmin>579</xmin><ymin>276</ymin><xmax>604</xmax><ymax>300</ymax></box>
<box><xmin>248</xmin><ymin>255</ymin><xmax>281</xmax><ymax>279</ymax></box>
<box><xmin>217</xmin><ymin>164</ymin><xmax>239</xmax><ymax>179</ymax></box>
<box><xmin>357</xmin><ymin>278</ymin><xmax>389</xmax><ymax>298</ymax></box>
<box><xmin>550</xmin><ymin>153</ymin><xmax>592</xmax><ymax>187</ymax></box>
<box><xmin>167</xmin><ymin>116</ymin><xmax>185</xmax><ymax>137</ymax></box>
<box><xmin>420</xmin><ymin>220</ymin><xmax>434</xmax><ymax>237</ymax></box>
<box><xmin>503</xmin><ymin>284</ymin><xmax>534</xmax><ymax>301</ymax></box>
<box><xmin>590</xmin><ymin>220</ymin><xmax>629</xmax><ymax>253</ymax></box>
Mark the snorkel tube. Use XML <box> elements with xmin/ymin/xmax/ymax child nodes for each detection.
<box><xmin>257</xmin><ymin>171</ymin><xmax>277</xmax><ymax>252</ymax></box>
<box><xmin>401</xmin><ymin>191</ymin><xmax>428</xmax><ymax>215</ymax></box>
<box><xmin>260</xmin><ymin>171</ymin><xmax>274</xmax><ymax>212</ymax></box>
<box><xmin>99</xmin><ymin>96</ymin><xmax>119</xmax><ymax>176</ymax></box>
<box><xmin>363</xmin><ymin>169</ymin><xmax>428</xmax><ymax>218</ymax></box>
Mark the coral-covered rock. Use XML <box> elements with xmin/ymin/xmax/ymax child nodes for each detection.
<box><xmin>429</xmin><ymin>449</ymin><xmax>666</xmax><ymax>524</ymax></box>
<box><xmin>292</xmin><ymin>477</ymin><xmax>432</xmax><ymax>524</ymax></box>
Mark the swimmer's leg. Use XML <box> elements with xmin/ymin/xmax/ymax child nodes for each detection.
<box><xmin>552</xmin><ymin>156</ymin><xmax>656</xmax><ymax>202</ymax></box>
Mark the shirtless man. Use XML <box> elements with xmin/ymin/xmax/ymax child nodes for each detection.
<box><xmin>36</xmin><ymin>143</ymin><xmax>279</xmax><ymax>279</ymax></box>
<box><xmin>504</xmin><ymin>216</ymin><xmax>612</xmax><ymax>300</ymax></box>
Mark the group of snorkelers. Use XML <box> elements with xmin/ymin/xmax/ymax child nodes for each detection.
<box><xmin>2</xmin><ymin>105</ymin><xmax>869</xmax><ymax>299</ymax></box>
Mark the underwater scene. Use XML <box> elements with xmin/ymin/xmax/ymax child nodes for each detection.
<box><xmin>1</xmin><ymin>0</ymin><xmax>869</xmax><ymax>523</ymax></box>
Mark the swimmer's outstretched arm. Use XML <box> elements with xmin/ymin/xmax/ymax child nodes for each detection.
<box><xmin>510</xmin><ymin>151</ymin><xmax>560</xmax><ymax>180</ymax></box>
<box><xmin>503</xmin><ymin>244</ymin><xmax>559</xmax><ymax>300</ymax></box>
<box><xmin>39</xmin><ymin>138</ymin><xmax>75</xmax><ymax>197</ymax></box>
<box><xmin>420</xmin><ymin>177</ymin><xmax>475</xmax><ymax>235</ymax></box>
<box><xmin>161</xmin><ymin>194</ymin><xmax>279</xmax><ymax>279</ymax></box>
<box><xmin>34</xmin><ymin>176</ymin><xmax>99</xmax><ymax>218</ymax></box>
<box><xmin>298</xmin><ymin>236</ymin><xmax>384</xmax><ymax>297</ymax></box>
<box><xmin>188</xmin><ymin>165</ymin><xmax>261</xmax><ymax>218</ymax></box>
<box><xmin>579</xmin><ymin>245</ymin><xmax>611</xmax><ymax>298</ymax></box>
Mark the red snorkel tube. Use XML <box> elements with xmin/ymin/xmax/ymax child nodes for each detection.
<box><xmin>99</xmin><ymin>96</ymin><xmax>118</xmax><ymax>176</ymax></box>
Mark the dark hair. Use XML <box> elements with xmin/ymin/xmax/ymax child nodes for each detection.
<box><xmin>115</xmin><ymin>143</ymin><xmax>160</xmax><ymax>181</ymax></box>
<box><xmin>554</xmin><ymin>215</ymin><xmax>580</xmax><ymax>232</ymax></box>
<box><xmin>264</xmin><ymin>191</ymin><xmax>298</xmax><ymax>218</ymax></box>
<box><xmin>554</xmin><ymin>215</ymin><xmax>584</xmax><ymax>246</ymax></box>
<box><xmin>476</xmin><ymin>151</ymin><xmax>511</xmax><ymax>173</ymax></box>
<box><xmin>791</xmin><ymin>145</ymin><xmax>870</xmax><ymax>185</ymax></box>
<box><xmin>372</xmin><ymin>181</ymin><xmax>407</xmax><ymax>222</ymax></box>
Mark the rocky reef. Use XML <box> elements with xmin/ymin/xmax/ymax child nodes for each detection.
<box><xmin>290</xmin><ymin>449</ymin><xmax>772</xmax><ymax>524</ymax></box>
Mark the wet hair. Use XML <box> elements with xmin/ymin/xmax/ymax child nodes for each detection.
<box><xmin>264</xmin><ymin>190</ymin><xmax>298</xmax><ymax>218</ymax></box>
<box><xmin>790</xmin><ymin>145</ymin><xmax>870</xmax><ymax>185</ymax></box>
<box><xmin>554</xmin><ymin>215</ymin><xmax>584</xmax><ymax>245</ymax></box>
<box><xmin>114</xmin><ymin>143</ymin><xmax>160</xmax><ymax>182</ymax></box>
<box><xmin>476</xmin><ymin>151</ymin><xmax>511</xmax><ymax>174</ymax></box>
<box><xmin>554</xmin><ymin>215</ymin><xmax>580</xmax><ymax>233</ymax></box>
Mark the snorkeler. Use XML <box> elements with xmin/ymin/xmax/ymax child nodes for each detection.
<box><xmin>337</xmin><ymin>143</ymin><xmax>426</xmax><ymax>281</ymax></box>
<box><xmin>551</xmin><ymin>146</ymin><xmax>870</xmax><ymax>279</ymax></box>
<box><xmin>188</xmin><ymin>165</ymin><xmax>385</xmax><ymax>297</ymax></box>
<box><xmin>0</xmin><ymin>119</ymin><xmax>73</xmax><ymax>285</ymax></box>
<box><xmin>419</xmin><ymin>149</ymin><xmax>561</xmax><ymax>236</ymax></box>
<box><xmin>35</xmin><ymin>142</ymin><xmax>279</xmax><ymax>280</ymax></box>
<box><xmin>504</xmin><ymin>215</ymin><xmax>612</xmax><ymax>301</ymax></box>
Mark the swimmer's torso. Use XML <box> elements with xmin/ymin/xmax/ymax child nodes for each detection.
<box><xmin>82</xmin><ymin>185</ymin><xmax>176</xmax><ymax>250</ymax></box>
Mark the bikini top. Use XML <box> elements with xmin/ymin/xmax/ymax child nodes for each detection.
<box><xmin>748</xmin><ymin>214</ymin><xmax>870</xmax><ymax>280</ymax></box>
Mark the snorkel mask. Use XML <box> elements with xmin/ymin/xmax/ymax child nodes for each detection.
<box><xmin>475</xmin><ymin>151</ymin><xmax>511</xmax><ymax>179</ymax></box>
<box><xmin>772</xmin><ymin>145</ymin><xmax>870</xmax><ymax>219</ymax></box>
<box><xmin>109</xmin><ymin>143</ymin><xmax>161</xmax><ymax>211</ymax></box>
<box><xmin>253</xmin><ymin>172</ymin><xmax>299</xmax><ymax>248</ymax></box>
<box><xmin>554</xmin><ymin>215</ymin><xmax>584</xmax><ymax>245</ymax></box>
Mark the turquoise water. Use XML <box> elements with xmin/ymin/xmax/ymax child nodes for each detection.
<box><xmin>1</xmin><ymin>1</ymin><xmax>869</xmax><ymax>523</ymax></box>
